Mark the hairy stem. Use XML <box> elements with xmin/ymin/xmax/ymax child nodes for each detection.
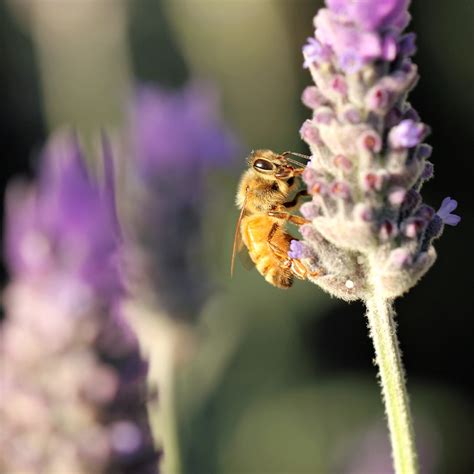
<box><xmin>365</xmin><ymin>262</ymin><xmax>419</xmax><ymax>474</ymax></box>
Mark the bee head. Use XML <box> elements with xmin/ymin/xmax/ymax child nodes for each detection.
<box><xmin>248</xmin><ymin>149</ymin><xmax>288</xmax><ymax>177</ymax></box>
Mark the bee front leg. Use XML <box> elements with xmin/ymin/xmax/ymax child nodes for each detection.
<box><xmin>267</xmin><ymin>207</ymin><xmax>309</xmax><ymax>226</ymax></box>
<box><xmin>283</xmin><ymin>190</ymin><xmax>309</xmax><ymax>211</ymax></box>
<box><xmin>275</xmin><ymin>167</ymin><xmax>304</xmax><ymax>180</ymax></box>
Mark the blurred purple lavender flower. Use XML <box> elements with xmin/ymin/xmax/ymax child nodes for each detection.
<box><xmin>5</xmin><ymin>134</ymin><xmax>123</xmax><ymax>304</ymax></box>
<box><xmin>298</xmin><ymin>0</ymin><xmax>459</xmax><ymax>301</ymax></box>
<box><xmin>0</xmin><ymin>134</ymin><xmax>158</xmax><ymax>473</ymax></box>
<box><xmin>126</xmin><ymin>83</ymin><xmax>237</xmax><ymax>320</ymax></box>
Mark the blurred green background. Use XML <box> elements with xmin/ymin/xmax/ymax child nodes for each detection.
<box><xmin>1</xmin><ymin>0</ymin><xmax>473</xmax><ymax>472</ymax></box>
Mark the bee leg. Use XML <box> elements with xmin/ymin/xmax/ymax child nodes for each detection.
<box><xmin>267</xmin><ymin>227</ymin><xmax>321</xmax><ymax>279</ymax></box>
<box><xmin>291</xmin><ymin>258</ymin><xmax>320</xmax><ymax>280</ymax></box>
<box><xmin>267</xmin><ymin>241</ymin><xmax>292</xmax><ymax>268</ymax></box>
<box><xmin>275</xmin><ymin>167</ymin><xmax>304</xmax><ymax>179</ymax></box>
<box><xmin>267</xmin><ymin>208</ymin><xmax>309</xmax><ymax>226</ymax></box>
<box><xmin>267</xmin><ymin>224</ymin><xmax>292</xmax><ymax>268</ymax></box>
<box><xmin>283</xmin><ymin>190</ymin><xmax>310</xmax><ymax>210</ymax></box>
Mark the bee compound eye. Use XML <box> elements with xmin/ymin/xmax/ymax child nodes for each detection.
<box><xmin>253</xmin><ymin>159</ymin><xmax>274</xmax><ymax>171</ymax></box>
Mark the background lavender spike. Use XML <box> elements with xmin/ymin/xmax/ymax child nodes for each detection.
<box><xmin>118</xmin><ymin>82</ymin><xmax>238</xmax><ymax>473</ymax></box>
<box><xmin>0</xmin><ymin>134</ymin><xmax>159</xmax><ymax>474</ymax></box>
<box><xmin>125</xmin><ymin>82</ymin><xmax>238</xmax><ymax>321</ymax></box>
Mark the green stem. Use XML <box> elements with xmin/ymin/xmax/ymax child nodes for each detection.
<box><xmin>365</xmin><ymin>263</ymin><xmax>419</xmax><ymax>474</ymax></box>
<box><xmin>128</xmin><ymin>309</ymin><xmax>182</xmax><ymax>474</ymax></box>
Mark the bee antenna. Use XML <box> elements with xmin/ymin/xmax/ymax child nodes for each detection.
<box><xmin>281</xmin><ymin>151</ymin><xmax>311</xmax><ymax>160</ymax></box>
<box><xmin>285</xmin><ymin>157</ymin><xmax>306</xmax><ymax>168</ymax></box>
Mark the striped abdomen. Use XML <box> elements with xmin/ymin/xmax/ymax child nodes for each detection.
<box><xmin>241</xmin><ymin>215</ymin><xmax>293</xmax><ymax>289</ymax></box>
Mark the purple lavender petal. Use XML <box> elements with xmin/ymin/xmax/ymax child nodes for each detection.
<box><xmin>388</xmin><ymin>119</ymin><xmax>427</xmax><ymax>148</ymax></box>
<box><xmin>438</xmin><ymin>197</ymin><xmax>457</xmax><ymax>215</ymax></box>
<box><xmin>288</xmin><ymin>240</ymin><xmax>314</xmax><ymax>259</ymax></box>
<box><xmin>326</xmin><ymin>0</ymin><xmax>410</xmax><ymax>31</ymax></box>
<box><xmin>443</xmin><ymin>214</ymin><xmax>461</xmax><ymax>226</ymax></box>
<box><xmin>303</xmin><ymin>37</ymin><xmax>332</xmax><ymax>68</ymax></box>
<box><xmin>315</xmin><ymin>9</ymin><xmax>383</xmax><ymax>72</ymax></box>
<box><xmin>437</xmin><ymin>197</ymin><xmax>461</xmax><ymax>226</ymax></box>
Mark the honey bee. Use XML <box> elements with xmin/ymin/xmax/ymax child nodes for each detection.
<box><xmin>231</xmin><ymin>149</ymin><xmax>317</xmax><ymax>288</ymax></box>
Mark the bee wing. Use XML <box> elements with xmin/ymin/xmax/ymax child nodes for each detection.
<box><xmin>238</xmin><ymin>246</ymin><xmax>255</xmax><ymax>271</ymax></box>
<box><xmin>231</xmin><ymin>200</ymin><xmax>247</xmax><ymax>277</ymax></box>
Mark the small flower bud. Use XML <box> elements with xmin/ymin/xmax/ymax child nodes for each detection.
<box><xmin>385</xmin><ymin>107</ymin><xmax>403</xmax><ymax>129</ymax></box>
<box><xmin>382</xmin><ymin>34</ymin><xmax>398</xmax><ymax>61</ymax></box>
<box><xmin>301</xmin><ymin>202</ymin><xmax>320</xmax><ymax>219</ymax></box>
<box><xmin>330</xmin><ymin>181</ymin><xmax>351</xmax><ymax>199</ymax></box>
<box><xmin>353</xmin><ymin>203</ymin><xmax>374</xmax><ymax>222</ymax></box>
<box><xmin>388</xmin><ymin>187</ymin><xmax>406</xmax><ymax>206</ymax></box>
<box><xmin>311</xmin><ymin>180</ymin><xmax>329</xmax><ymax>195</ymax></box>
<box><xmin>389</xmin><ymin>119</ymin><xmax>427</xmax><ymax>149</ymax></box>
<box><xmin>330</xmin><ymin>75</ymin><xmax>348</xmax><ymax>96</ymax></box>
<box><xmin>300</xmin><ymin>223</ymin><xmax>320</xmax><ymax>241</ymax></box>
<box><xmin>363</xmin><ymin>172</ymin><xmax>385</xmax><ymax>192</ymax></box>
<box><xmin>358</xmin><ymin>130</ymin><xmax>382</xmax><ymax>153</ymax></box>
<box><xmin>420</xmin><ymin>161</ymin><xmax>434</xmax><ymax>181</ymax></box>
<box><xmin>379</xmin><ymin>220</ymin><xmax>398</xmax><ymax>241</ymax></box>
<box><xmin>415</xmin><ymin>204</ymin><xmax>435</xmax><ymax>221</ymax></box>
<box><xmin>401</xmin><ymin>189</ymin><xmax>421</xmax><ymax>214</ymax></box>
<box><xmin>300</xmin><ymin>119</ymin><xmax>324</xmax><ymax>146</ymax></box>
<box><xmin>301</xmin><ymin>85</ymin><xmax>328</xmax><ymax>109</ymax></box>
<box><xmin>402</xmin><ymin>107</ymin><xmax>420</xmax><ymax>122</ymax></box>
<box><xmin>366</xmin><ymin>86</ymin><xmax>390</xmax><ymax>113</ymax></box>
<box><xmin>315</xmin><ymin>106</ymin><xmax>336</xmax><ymax>124</ymax></box>
<box><xmin>398</xmin><ymin>33</ymin><xmax>417</xmax><ymax>56</ymax></box>
<box><xmin>302</xmin><ymin>166</ymin><xmax>320</xmax><ymax>188</ymax></box>
<box><xmin>403</xmin><ymin>217</ymin><xmax>426</xmax><ymax>238</ymax></box>
<box><xmin>303</xmin><ymin>37</ymin><xmax>332</xmax><ymax>68</ymax></box>
<box><xmin>422</xmin><ymin>215</ymin><xmax>443</xmax><ymax>246</ymax></box>
<box><xmin>389</xmin><ymin>247</ymin><xmax>413</xmax><ymax>269</ymax></box>
<box><xmin>341</xmin><ymin>105</ymin><xmax>362</xmax><ymax>124</ymax></box>
<box><xmin>333</xmin><ymin>154</ymin><xmax>353</xmax><ymax>172</ymax></box>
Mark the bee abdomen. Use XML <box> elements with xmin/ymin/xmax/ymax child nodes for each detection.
<box><xmin>243</xmin><ymin>216</ymin><xmax>293</xmax><ymax>289</ymax></box>
<box><xmin>255</xmin><ymin>255</ymin><xmax>273</xmax><ymax>275</ymax></box>
<box><xmin>255</xmin><ymin>254</ymin><xmax>292</xmax><ymax>289</ymax></box>
<box><xmin>265</xmin><ymin>267</ymin><xmax>293</xmax><ymax>289</ymax></box>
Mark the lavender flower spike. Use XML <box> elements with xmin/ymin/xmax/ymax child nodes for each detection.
<box><xmin>122</xmin><ymin>83</ymin><xmax>237</xmax><ymax>473</ymax></box>
<box><xmin>297</xmin><ymin>2</ymin><xmax>460</xmax><ymax>473</ymax></box>
<box><xmin>127</xmin><ymin>82</ymin><xmax>237</xmax><ymax>320</ymax></box>
<box><xmin>0</xmin><ymin>133</ymin><xmax>158</xmax><ymax>474</ymax></box>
